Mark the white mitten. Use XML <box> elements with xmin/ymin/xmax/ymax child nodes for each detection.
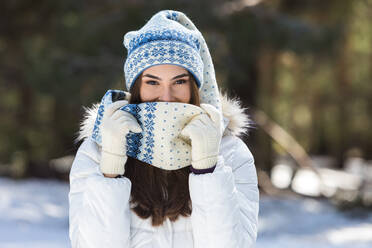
<box><xmin>180</xmin><ymin>103</ymin><xmax>223</xmax><ymax>170</ymax></box>
<box><xmin>100</xmin><ymin>100</ymin><xmax>142</xmax><ymax>175</ymax></box>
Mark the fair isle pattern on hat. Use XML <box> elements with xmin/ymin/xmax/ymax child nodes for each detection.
<box><xmin>124</xmin><ymin>40</ymin><xmax>203</xmax><ymax>89</ymax></box>
<box><xmin>126</xmin><ymin>29</ymin><xmax>201</xmax><ymax>53</ymax></box>
<box><xmin>123</xmin><ymin>11</ymin><xmax>203</xmax><ymax>90</ymax></box>
<box><xmin>123</xmin><ymin>10</ymin><xmax>222</xmax><ymax>116</ymax></box>
<box><xmin>92</xmin><ymin>89</ymin><xmax>207</xmax><ymax>170</ymax></box>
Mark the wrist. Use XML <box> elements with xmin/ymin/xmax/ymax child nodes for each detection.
<box><xmin>101</xmin><ymin>147</ymin><xmax>126</xmax><ymax>157</ymax></box>
<box><xmin>103</xmin><ymin>173</ymin><xmax>120</xmax><ymax>178</ymax></box>
<box><xmin>191</xmin><ymin>155</ymin><xmax>218</xmax><ymax>170</ymax></box>
<box><xmin>190</xmin><ymin>164</ymin><xmax>216</xmax><ymax>174</ymax></box>
<box><xmin>100</xmin><ymin>150</ymin><xmax>127</xmax><ymax>175</ymax></box>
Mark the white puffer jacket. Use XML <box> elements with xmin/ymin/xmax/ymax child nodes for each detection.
<box><xmin>69</xmin><ymin>92</ymin><xmax>259</xmax><ymax>248</ymax></box>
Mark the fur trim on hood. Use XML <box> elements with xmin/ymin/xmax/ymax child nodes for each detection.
<box><xmin>74</xmin><ymin>90</ymin><xmax>253</xmax><ymax>144</ymax></box>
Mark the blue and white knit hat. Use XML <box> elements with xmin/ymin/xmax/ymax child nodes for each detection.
<box><xmin>123</xmin><ymin>10</ymin><xmax>222</xmax><ymax>112</ymax></box>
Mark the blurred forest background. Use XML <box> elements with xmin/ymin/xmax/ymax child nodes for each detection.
<box><xmin>1</xmin><ymin>0</ymin><xmax>372</xmax><ymax>206</ymax></box>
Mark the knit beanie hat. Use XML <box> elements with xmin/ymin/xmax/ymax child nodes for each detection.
<box><xmin>123</xmin><ymin>10</ymin><xmax>222</xmax><ymax>113</ymax></box>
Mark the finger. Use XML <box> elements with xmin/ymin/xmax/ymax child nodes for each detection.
<box><xmin>116</xmin><ymin>112</ymin><xmax>137</xmax><ymax>124</ymax></box>
<box><xmin>180</xmin><ymin>119</ymin><xmax>202</xmax><ymax>138</ymax></box>
<box><xmin>111</xmin><ymin>109</ymin><xmax>129</xmax><ymax>120</ymax></box>
<box><xmin>105</xmin><ymin>100</ymin><xmax>129</xmax><ymax>115</ymax></box>
<box><xmin>180</xmin><ymin>120</ymin><xmax>194</xmax><ymax>138</ymax></box>
<box><xmin>200</xmin><ymin>103</ymin><xmax>222</xmax><ymax>126</ymax></box>
<box><xmin>186</xmin><ymin>113</ymin><xmax>208</xmax><ymax>128</ymax></box>
<box><xmin>196</xmin><ymin>113</ymin><xmax>212</xmax><ymax>126</ymax></box>
<box><xmin>117</xmin><ymin>115</ymin><xmax>142</xmax><ymax>133</ymax></box>
<box><xmin>179</xmin><ymin>126</ymin><xmax>191</xmax><ymax>140</ymax></box>
<box><xmin>128</xmin><ymin>123</ymin><xmax>143</xmax><ymax>133</ymax></box>
<box><xmin>124</xmin><ymin>121</ymin><xmax>142</xmax><ymax>133</ymax></box>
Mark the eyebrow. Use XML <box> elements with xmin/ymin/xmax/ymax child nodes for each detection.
<box><xmin>142</xmin><ymin>73</ymin><xmax>189</xmax><ymax>81</ymax></box>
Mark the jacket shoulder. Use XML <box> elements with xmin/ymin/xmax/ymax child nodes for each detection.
<box><xmin>69</xmin><ymin>137</ymin><xmax>102</xmax><ymax>181</ymax></box>
<box><xmin>221</xmin><ymin>135</ymin><xmax>256</xmax><ymax>184</ymax></box>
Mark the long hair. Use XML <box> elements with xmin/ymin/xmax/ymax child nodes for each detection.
<box><xmin>124</xmin><ymin>71</ymin><xmax>200</xmax><ymax>226</ymax></box>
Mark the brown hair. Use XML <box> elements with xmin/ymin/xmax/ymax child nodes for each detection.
<box><xmin>124</xmin><ymin>70</ymin><xmax>200</xmax><ymax>226</ymax></box>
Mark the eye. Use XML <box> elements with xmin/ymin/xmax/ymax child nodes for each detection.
<box><xmin>145</xmin><ymin>80</ymin><xmax>158</xmax><ymax>85</ymax></box>
<box><xmin>175</xmin><ymin>79</ymin><xmax>187</xmax><ymax>85</ymax></box>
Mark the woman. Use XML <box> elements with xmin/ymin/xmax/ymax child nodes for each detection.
<box><xmin>69</xmin><ymin>10</ymin><xmax>259</xmax><ymax>248</ymax></box>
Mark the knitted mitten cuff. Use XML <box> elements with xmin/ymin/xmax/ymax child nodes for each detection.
<box><xmin>100</xmin><ymin>150</ymin><xmax>127</xmax><ymax>175</ymax></box>
<box><xmin>191</xmin><ymin>156</ymin><xmax>218</xmax><ymax>171</ymax></box>
<box><xmin>190</xmin><ymin>164</ymin><xmax>216</xmax><ymax>174</ymax></box>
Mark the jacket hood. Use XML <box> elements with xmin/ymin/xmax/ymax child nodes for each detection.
<box><xmin>74</xmin><ymin>90</ymin><xmax>253</xmax><ymax>144</ymax></box>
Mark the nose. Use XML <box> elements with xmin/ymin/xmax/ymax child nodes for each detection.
<box><xmin>158</xmin><ymin>86</ymin><xmax>176</xmax><ymax>102</ymax></box>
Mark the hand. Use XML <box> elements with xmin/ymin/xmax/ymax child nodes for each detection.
<box><xmin>180</xmin><ymin>104</ymin><xmax>223</xmax><ymax>170</ymax></box>
<box><xmin>100</xmin><ymin>100</ymin><xmax>142</xmax><ymax>176</ymax></box>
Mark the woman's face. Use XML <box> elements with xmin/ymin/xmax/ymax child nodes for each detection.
<box><xmin>139</xmin><ymin>64</ymin><xmax>192</xmax><ymax>103</ymax></box>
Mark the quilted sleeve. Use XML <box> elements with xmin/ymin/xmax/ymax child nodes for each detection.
<box><xmin>189</xmin><ymin>136</ymin><xmax>259</xmax><ymax>248</ymax></box>
<box><xmin>68</xmin><ymin>137</ymin><xmax>132</xmax><ymax>248</ymax></box>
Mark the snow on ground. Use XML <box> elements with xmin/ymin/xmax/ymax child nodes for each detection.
<box><xmin>0</xmin><ymin>177</ymin><xmax>371</xmax><ymax>248</ymax></box>
<box><xmin>0</xmin><ymin>177</ymin><xmax>70</xmax><ymax>248</ymax></box>
<box><xmin>257</xmin><ymin>195</ymin><xmax>372</xmax><ymax>248</ymax></box>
